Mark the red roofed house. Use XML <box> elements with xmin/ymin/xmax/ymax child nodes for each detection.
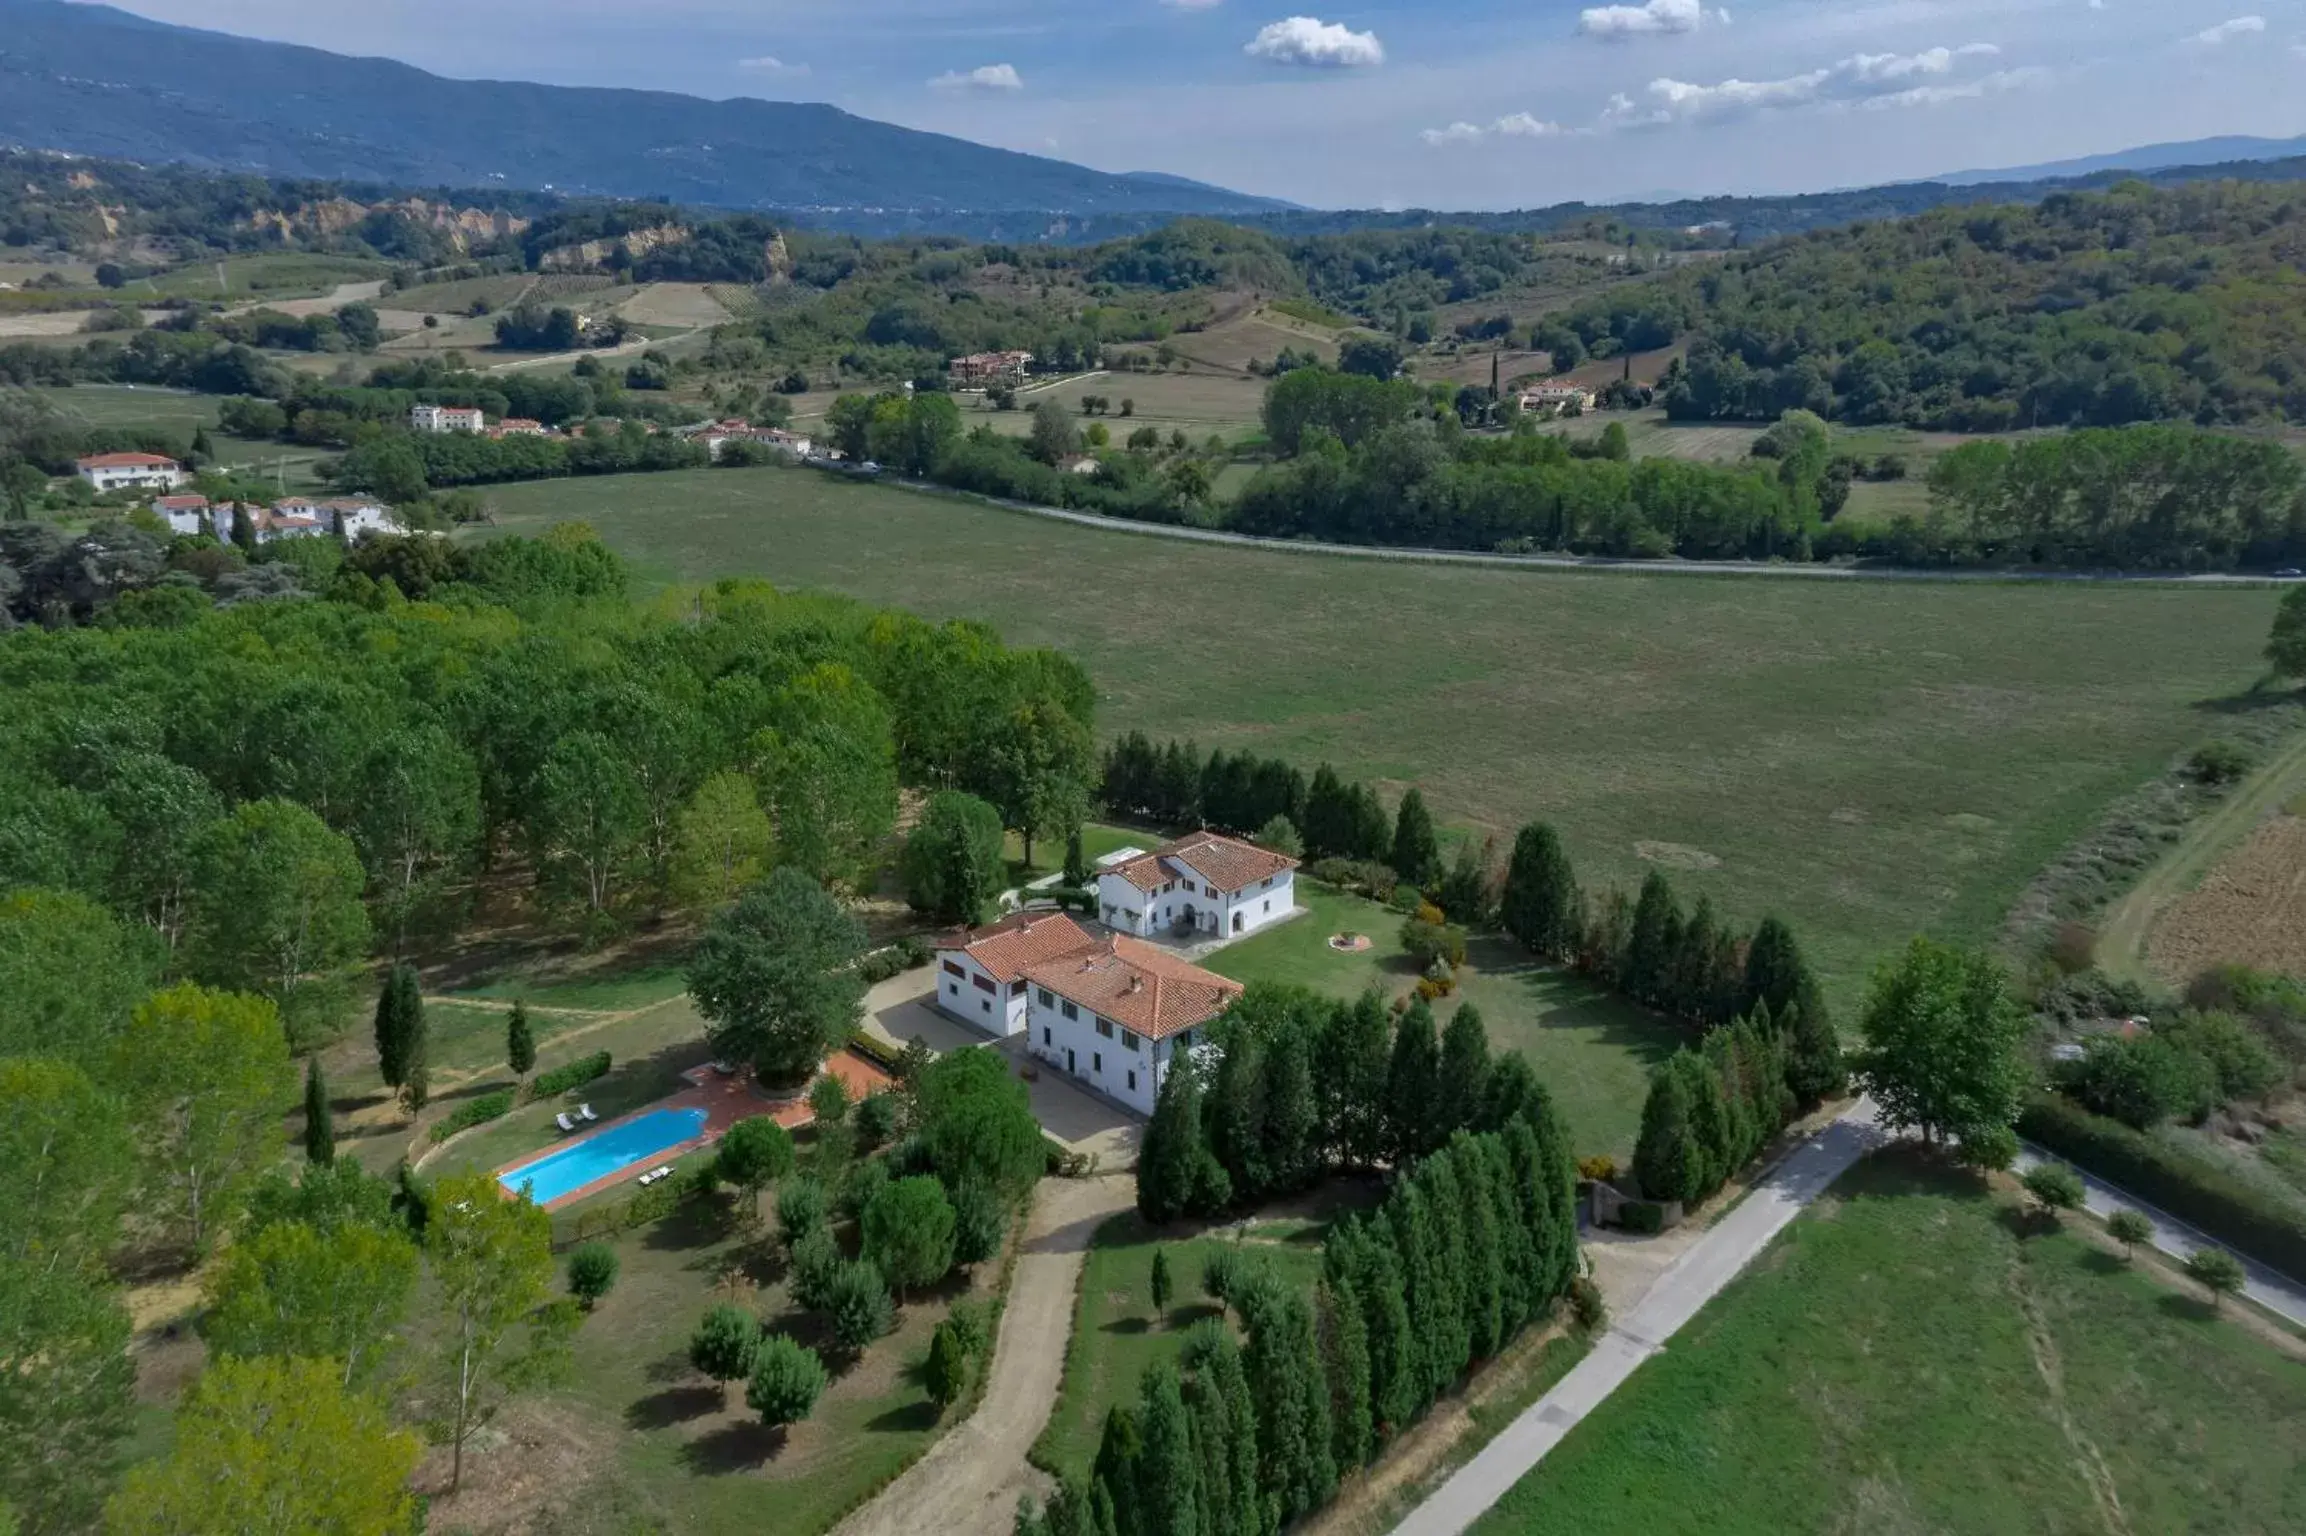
<box><xmin>1096</xmin><ymin>831</ymin><xmax>1298</xmax><ymax>941</ymax></box>
<box><xmin>932</xmin><ymin>910</ymin><xmax>1099</xmax><ymax>1038</ymax></box>
<box><xmin>1023</xmin><ymin>934</ymin><xmax>1243</xmax><ymax>1114</ymax></box>
<box><xmin>153</xmin><ymin>492</ymin><xmax>210</xmax><ymax>536</ymax></box>
<box><xmin>77</xmin><ymin>451</ymin><xmax>187</xmax><ymax>493</ymax></box>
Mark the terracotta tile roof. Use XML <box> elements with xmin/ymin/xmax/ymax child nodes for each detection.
<box><xmin>1023</xmin><ymin>935</ymin><xmax>1243</xmax><ymax>1041</ymax></box>
<box><xmin>935</xmin><ymin>911</ymin><xmax>1098</xmax><ymax>985</ymax></box>
<box><xmin>153</xmin><ymin>494</ymin><xmax>208</xmax><ymax>510</ymax></box>
<box><xmin>77</xmin><ymin>451</ymin><xmax>178</xmax><ymax>469</ymax></box>
<box><xmin>1105</xmin><ymin>832</ymin><xmax>1299</xmax><ymax>895</ymax></box>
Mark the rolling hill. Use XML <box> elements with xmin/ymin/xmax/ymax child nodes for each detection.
<box><xmin>0</xmin><ymin>0</ymin><xmax>1287</xmax><ymax>221</ymax></box>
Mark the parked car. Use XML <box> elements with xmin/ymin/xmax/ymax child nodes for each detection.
<box><xmin>2275</xmin><ymin>567</ymin><xmax>2304</xmax><ymax>578</ymax></box>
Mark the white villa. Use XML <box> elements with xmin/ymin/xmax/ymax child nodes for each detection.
<box><xmin>409</xmin><ymin>403</ymin><xmax>486</xmax><ymax>434</ymax></box>
<box><xmin>932</xmin><ymin>910</ymin><xmax>1098</xmax><ymax>1038</ymax></box>
<box><xmin>1095</xmin><ymin>832</ymin><xmax>1298</xmax><ymax>941</ymax></box>
<box><xmin>1022</xmin><ymin>934</ymin><xmax>1243</xmax><ymax>1116</ymax></box>
<box><xmin>76</xmin><ymin>451</ymin><xmax>187</xmax><ymax>493</ymax></box>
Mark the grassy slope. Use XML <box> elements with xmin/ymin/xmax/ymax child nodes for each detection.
<box><xmin>1205</xmin><ymin>883</ymin><xmax>1677</xmax><ymax>1159</ymax></box>
<box><xmin>480</xmin><ymin>467</ymin><xmax>2278</xmax><ymax>1013</ymax></box>
<box><xmin>1473</xmin><ymin>1152</ymin><xmax>2306</xmax><ymax>1535</ymax></box>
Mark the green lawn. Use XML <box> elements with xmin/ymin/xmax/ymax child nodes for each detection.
<box><xmin>32</xmin><ymin>384</ymin><xmax>221</xmax><ymax>431</ymax></box>
<box><xmin>133</xmin><ymin>253</ymin><xmax>392</xmax><ymax>301</ymax></box>
<box><xmin>1035</xmin><ymin>1206</ymin><xmax>1344</xmax><ymax>1475</ymax></box>
<box><xmin>476</xmin><ymin>466</ymin><xmax>2283</xmax><ymax>1018</ymax></box>
<box><xmin>1474</xmin><ymin>1151</ymin><xmax>2306</xmax><ymax>1535</ymax></box>
<box><xmin>434</xmin><ymin>1162</ymin><xmax>985</xmax><ymax>1534</ymax></box>
<box><xmin>1205</xmin><ymin>883</ymin><xmax>1679</xmax><ymax>1159</ymax></box>
<box><xmin>1002</xmin><ymin>820</ymin><xmax>1147</xmax><ymax>884</ymax></box>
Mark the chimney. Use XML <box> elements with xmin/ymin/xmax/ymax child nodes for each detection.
<box><xmin>1127</xmin><ymin>974</ymin><xmax>1143</xmax><ymax>995</ymax></box>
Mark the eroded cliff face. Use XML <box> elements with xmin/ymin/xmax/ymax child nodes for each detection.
<box><xmin>243</xmin><ymin>197</ymin><xmax>532</xmax><ymax>251</ymax></box>
<box><xmin>534</xmin><ymin>222</ymin><xmax>693</xmax><ymax>271</ymax></box>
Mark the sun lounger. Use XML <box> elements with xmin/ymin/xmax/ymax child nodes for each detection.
<box><xmin>555</xmin><ymin>1112</ymin><xmax>576</xmax><ymax>1132</ymax></box>
<box><xmin>578</xmin><ymin>1103</ymin><xmax>598</xmax><ymax>1121</ymax></box>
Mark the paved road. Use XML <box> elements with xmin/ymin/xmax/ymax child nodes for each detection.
<box><xmin>832</xmin><ymin>1173</ymin><xmax>1135</xmax><ymax>1536</ymax></box>
<box><xmin>1391</xmin><ymin>1102</ymin><xmax>1886</xmax><ymax>1536</ymax></box>
<box><xmin>2013</xmin><ymin>1143</ymin><xmax>2306</xmax><ymax>1327</ymax></box>
<box><xmin>868</xmin><ymin>473</ymin><xmax>2301</xmax><ymax>587</ymax></box>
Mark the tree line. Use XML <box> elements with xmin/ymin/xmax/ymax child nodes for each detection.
<box><xmin>1026</xmin><ymin>1065</ymin><xmax>1579</xmax><ymax>1536</ymax></box>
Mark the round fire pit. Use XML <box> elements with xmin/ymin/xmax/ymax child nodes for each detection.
<box><xmin>1328</xmin><ymin>932</ymin><xmax>1372</xmax><ymax>953</ymax></box>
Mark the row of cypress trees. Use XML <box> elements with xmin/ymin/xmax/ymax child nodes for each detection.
<box><xmin>1097</xmin><ymin>733</ymin><xmax>1418</xmax><ymax>873</ymax></box>
<box><xmin>1138</xmin><ymin>987</ymin><xmax>1553</xmax><ymax>1223</ymax></box>
<box><xmin>1025</xmin><ymin>1106</ymin><xmax>1578</xmax><ymax>1536</ymax></box>
<box><xmin>1633</xmin><ymin>998</ymin><xmax>1841</xmax><ymax>1206</ymax></box>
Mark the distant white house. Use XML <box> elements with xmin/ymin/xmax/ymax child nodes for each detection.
<box><xmin>1022</xmin><ymin>934</ymin><xmax>1243</xmax><ymax>1116</ymax></box>
<box><xmin>77</xmin><ymin>451</ymin><xmax>186</xmax><ymax>493</ymax></box>
<box><xmin>160</xmin><ymin>494</ymin><xmax>394</xmax><ymax>544</ymax></box>
<box><xmin>694</xmin><ymin>419</ymin><xmax>813</xmax><ymax>461</ymax></box>
<box><xmin>1518</xmin><ymin>384</ymin><xmax>1595</xmax><ymax>417</ymax></box>
<box><xmin>409</xmin><ymin>403</ymin><xmax>485</xmax><ymax>434</ymax></box>
<box><xmin>932</xmin><ymin>910</ymin><xmax>1099</xmax><ymax>1038</ymax></box>
<box><xmin>1057</xmin><ymin>453</ymin><xmax>1101</xmax><ymax>477</ymax></box>
<box><xmin>152</xmin><ymin>492</ymin><xmax>211</xmax><ymax>537</ymax></box>
<box><xmin>1095</xmin><ymin>832</ymin><xmax>1298</xmax><ymax>941</ymax></box>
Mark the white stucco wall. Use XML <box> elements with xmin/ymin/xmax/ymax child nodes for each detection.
<box><xmin>1095</xmin><ymin>862</ymin><xmax>1294</xmax><ymax>940</ymax></box>
<box><xmin>1024</xmin><ymin>985</ymin><xmax>1191</xmax><ymax>1117</ymax></box>
<box><xmin>932</xmin><ymin>949</ymin><xmax>1028</xmax><ymax>1037</ymax></box>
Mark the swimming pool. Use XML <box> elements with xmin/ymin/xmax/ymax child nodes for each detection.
<box><xmin>498</xmin><ymin>1106</ymin><xmax>709</xmax><ymax>1206</ymax></box>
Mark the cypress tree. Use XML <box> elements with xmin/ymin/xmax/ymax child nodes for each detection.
<box><xmin>1318</xmin><ymin>1278</ymin><xmax>1373</xmax><ymax>1471</ymax></box>
<box><xmin>1206</xmin><ymin>1029</ymin><xmax>1270</xmax><ymax>1205</ymax></box>
<box><xmin>1383</xmin><ymin>1189</ymin><xmax>1443</xmax><ymax>1417</ymax></box>
<box><xmin>1741</xmin><ymin>915</ymin><xmax>1809</xmax><ymax>1019</ymax></box>
<box><xmin>1706</xmin><ymin>1026</ymin><xmax>1760</xmax><ymax>1166</ymax></box>
<box><xmin>1385</xmin><ymin>999</ymin><xmax>1441</xmax><ymax>1165</ymax></box>
<box><xmin>1672</xmin><ymin>897</ymin><xmax>1723</xmax><ymax>1024</ymax></box>
<box><xmin>1263</xmin><ymin>1026</ymin><xmax>1319</xmax><ymax>1193</ymax></box>
<box><xmin>1433</xmin><ymin>837</ymin><xmax>1494</xmax><ymax>926</ymax></box>
<box><xmin>1135</xmin><ymin>1363</ymin><xmax>1200</xmax><ymax>1536</ymax></box>
<box><xmin>1064</xmin><ymin>828</ymin><xmax>1092</xmax><ymax>888</ymax></box>
<box><xmin>302</xmin><ymin>1055</ymin><xmax>334</xmax><ymax>1164</ymax></box>
<box><xmin>1475</xmin><ymin>1135</ymin><xmax>1533</xmax><ymax>1335</ymax></box>
<box><xmin>1141</xmin><ymin>1062</ymin><xmax>1210</xmax><ymax>1223</ymax></box>
<box><xmin>1093</xmin><ymin>1406</ymin><xmax>1144</xmax><ymax>1536</ymax></box>
<box><xmin>1784</xmin><ymin>997</ymin><xmax>1846</xmax><ymax>1106</ymax></box>
<box><xmin>1415</xmin><ymin>1152</ymin><xmax>1473</xmax><ymax>1388</ymax></box>
<box><xmin>1448</xmin><ymin>1135</ymin><xmax>1506</xmax><ymax>1361</ymax></box>
<box><xmin>506</xmin><ymin>998</ymin><xmax>536</xmax><ymax>1082</ymax></box>
<box><xmin>1151</xmin><ymin>1248</ymin><xmax>1174</xmax><ymax>1321</ymax></box>
<box><xmin>1436</xmin><ymin>1004</ymin><xmax>1491</xmax><ymax>1139</ymax></box>
<box><xmin>1390</xmin><ymin>789</ymin><xmax>1441</xmax><ymax>890</ymax></box>
<box><xmin>1679</xmin><ymin>1051</ymin><xmax>1734</xmax><ymax>1199</ymax></box>
<box><xmin>1183</xmin><ymin>1323</ymin><xmax>1264</xmax><ymax>1536</ymax></box>
<box><xmin>374</xmin><ymin>963</ymin><xmax>426</xmax><ymax>1094</ymax></box>
<box><xmin>1347</xmin><ymin>784</ymin><xmax>1392</xmax><ymax>864</ymax></box>
<box><xmin>1355</xmin><ymin>1228</ymin><xmax>1419</xmax><ymax>1438</ymax></box>
<box><xmin>1322</xmin><ymin>989</ymin><xmax>1392</xmax><ymax>1168</ymax></box>
<box><xmin>1301</xmin><ymin>766</ymin><xmax>1350</xmax><ymax>860</ymax></box>
<box><xmin>1624</xmin><ymin>872</ymin><xmax>1681</xmax><ymax>1008</ymax></box>
<box><xmin>1244</xmin><ymin>1287</ymin><xmax>1334</xmax><ymax>1521</ymax></box>
<box><xmin>1633</xmin><ymin>1063</ymin><xmax>1700</xmax><ymax>1203</ymax></box>
<box><xmin>229</xmin><ymin>500</ymin><xmax>257</xmax><ymax>553</ymax></box>
<box><xmin>1500</xmin><ymin>822</ymin><xmax>1581</xmax><ymax>959</ymax></box>
<box><xmin>1157</xmin><ymin>740</ymin><xmax>1203</xmax><ymax>826</ymax></box>
<box><xmin>1473</xmin><ymin>1051</ymin><xmax>1540</xmax><ymax>1133</ymax></box>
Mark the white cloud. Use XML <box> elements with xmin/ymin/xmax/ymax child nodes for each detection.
<box><xmin>929</xmin><ymin>63</ymin><xmax>1025</xmax><ymax>92</ymax></box>
<box><xmin>1421</xmin><ymin>111</ymin><xmax>1569</xmax><ymax>145</ymax></box>
<box><xmin>1244</xmin><ymin>16</ymin><xmax>1385</xmax><ymax>68</ymax></box>
<box><xmin>1577</xmin><ymin>0</ymin><xmax>1702</xmax><ymax>40</ymax></box>
<box><xmin>736</xmin><ymin>56</ymin><xmax>807</xmax><ymax>76</ymax></box>
<box><xmin>2186</xmin><ymin>15</ymin><xmax>2265</xmax><ymax>45</ymax></box>
<box><xmin>1612</xmin><ymin>42</ymin><xmax>2015</xmax><ymax>125</ymax></box>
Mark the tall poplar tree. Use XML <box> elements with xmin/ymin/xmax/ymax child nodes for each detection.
<box><xmin>1385</xmin><ymin>1000</ymin><xmax>1441</xmax><ymax>1164</ymax></box>
<box><xmin>1390</xmin><ymin>789</ymin><xmax>1440</xmax><ymax>889</ymax></box>
<box><xmin>1436</xmin><ymin>1004</ymin><xmax>1490</xmax><ymax>1140</ymax></box>
<box><xmin>302</xmin><ymin>1056</ymin><xmax>334</xmax><ymax>1165</ymax></box>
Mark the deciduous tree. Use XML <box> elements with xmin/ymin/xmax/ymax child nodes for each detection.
<box><xmin>187</xmin><ymin>799</ymin><xmax>370</xmax><ymax>1047</ymax></box>
<box><xmin>714</xmin><ymin>1115</ymin><xmax>795</xmax><ymax>1222</ymax></box>
<box><xmin>1856</xmin><ymin>936</ymin><xmax>2029</xmax><ymax>1149</ymax></box>
<box><xmin>668</xmin><ymin>770</ymin><xmax>776</xmax><ymax>910</ymax></box>
<box><xmin>899</xmin><ymin>789</ymin><xmax>1005</xmax><ymax>925</ymax></box>
<box><xmin>0</xmin><ymin>1259</ymin><xmax>133</xmax><ymax>1532</ymax></box>
<box><xmin>425</xmin><ymin>1173</ymin><xmax>569</xmax><ymax>1494</ymax></box>
<box><xmin>103</xmin><ymin>1355</ymin><xmax>419</xmax><ymax>1536</ymax></box>
<box><xmin>686</xmin><ymin>867</ymin><xmax>866</xmax><ymax>1085</ymax></box>
<box><xmin>201</xmin><ymin>1217</ymin><xmax>418</xmax><ymax>1389</ymax></box>
<box><xmin>0</xmin><ymin>1056</ymin><xmax>133</xmax><ymax>1276</ymax></box>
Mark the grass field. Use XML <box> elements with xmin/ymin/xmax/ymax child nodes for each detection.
<box><xmin>1205</xmin><ymin>884</ymin><xmax>1678</xmax><ymax>1159</ymax></box>
<box><xmin>1472</xmin><ymin>1151</ymin><xmax>2306</xmax><ymax>1535</ymax></box>
<box><xmin>133</xmin><ymin>253</ymin><xmax>393</xmax><ymax>301</ymax></box>
<box><xmin>478</xmin><ymin>467</ymin><xmax>2282</xmax><ymax>1016</ymax></box>
<box><xmin>31</xmin><ymin>383</ymin><xmax>221</xmax><ymax>431</ymax></box>
<box><xmin>986</xmin><ymin>370</ymin><xmax>1269</xmax><ymax>441</ymax></box>
<box><xmin>1035</xmin><ymin>1205</ymin><xmax>1344</xmax><ymax>1474</ymax></box>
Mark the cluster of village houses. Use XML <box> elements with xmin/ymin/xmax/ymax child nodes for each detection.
<box><xmin>73</xmin><ymin>451</ymin><xmax>401</xmax><ymax>542</ymax></box>
<box><xmin>413</xmin><ymin>401</ymin><xmax>814</xmax><ymax>463</ymax></box>
<box><xmin>931</xmin><ymin>830</ymin><xmax>1298</xmax><ymax>1117</ymax></box>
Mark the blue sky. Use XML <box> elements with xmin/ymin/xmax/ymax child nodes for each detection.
<box><xmin>112</xmin><ymin>1</ymin><xmax>2306</xmax><ymax>208</ymax></box>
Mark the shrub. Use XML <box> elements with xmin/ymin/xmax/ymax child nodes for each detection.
<box><xmin>789</xmin><ymin>1225</ymin><xmax>842</xmax><ymax>1311</ymax></box>
<box><xmin>2055</xmin><ymin>1036</ymin><xmax>2216</xmax><ymax>1129</ymax></box>
<box><xmin>2021</xmin><ymin>1163</ymin><xmax>2085</xmax><ymax>1219</ymax></box>
<box><xmin>747</xmin><ymin>1335</ymin><xmax>828</xmax><ymax>1426</ymax></box>
<box><xmin>2185</xmin><ymin>1246</ymin><xmax>2246</xmax><ymax>1307</ymax></box>
<box><xmin>847</xmin><ymin>1029</ymin><xmax>907</xmax><ymax>1074</ymax></box>
<box><xmin>893</xmin><ymin>934</ymin><xmax>934</xmax><ymax>969</ymax></box>
<box><xmin>825</xmin><ymin>1260</ymin><xmax>893</xmax><ymax>1350</ymax></box>
<box><xmin>1254</xmin><ymin>815</ymin><xmax>1304</xmax><ymax>858</ymax></box>
<box><xmin>1568</xmin><ymin>1276</ymin><xmax>1607</xmax><ymax>1331</ymax></box>
<box><xmin>2019</xmin><ymin>1093</ymin><xmax>2306</xmax><ymax>1281</ymax></box>
<box><xmin>566</xmin><ymin>1241</ymin><xmax>619</xmax><ymax>1306</ymax></box>
<box><xmin>2189</xmin><ymin>741</ymin><xmax>2254</xmax><ymax>786</ymax></box>
<box><xmin>944</xmin><ymin>1297</ymin><xmax>993</xmax><ymax>1359</ymax></box>
<box><xmin>2157</xmin><ymin>1010</ymin><xmax>2288</xmax><ymax>1103</ymax></box>
<box><xmin>2047</xmin><ymin>921</ymin><xmax>2097</xmax><ymax>975</ymax></box>
<box><xmin>1576</xmin><ymin>1155</ymin><xmax>1619</xmax><ymax>1182</ymax></box>
<box><xmin>1304</xmin><ymin>857</ymin><xmax>1397</xmax><ymax>901</ymax></box>
<box><xmin>529</xmin><ymin>1051</ymin><xmax>612</xmax><ymax>1099</ymax></box>
<box><xmin>429</xmin><ymin>1089</ymin><xmax>515</xmax><ymax>1142</ymax></box>
<box><xmin>1619</xmin><ymin>1200</ymin><xmax>1667</xmax><ymax>1234</ymax></box>
<box><xmin>925</xmin><ymin>1319</ymin><xmax>970</xmax><ymax>1408</ymax></box>
<box><xmin>1400</xmin><ymin>918</ymin><xmax>1467</xmax><ymax>971</ymax></box>
<box><xmin>855</xmin><ymin>1091</ymin><xmax>903</xmax><ymax>1148</ymax></box>
<box><xmin>951</xmin><ymin>1177</ymin><xmax>1008</xmax><ymax>1266</ymax></box>
<box><xmin>777</xmin><ymin>1177</ymin><xmax>829</xmax><ymax>1248</ymax></box>
<box><xmin>1413</xmin><ymin>976</ymin><xmax>1456</xmax><ymax>1003</ymax></box>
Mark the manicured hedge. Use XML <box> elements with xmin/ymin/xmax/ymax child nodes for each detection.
<box><xmin>528</xmin><ymin>1050</ymin><xmax>611</xmax><ymax>1100</ymax></box>
<box><xmin>429</xmin><ymin>1089</ymin><xmax>515</xmax><ymax>1142</ymax></box>
<box><xmin>847</xmin><ymin>1030</ymin><xmax>906</xmax><ymax>1073</ymax></box>
<box><xmin>2019</xmin><ymin>1092</ymin><xmax>2306</xmax><ymax>1282</ymax></box>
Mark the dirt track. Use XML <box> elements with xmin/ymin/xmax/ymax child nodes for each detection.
<box><xmin>831</xmin><ymin>1173</ymin><xmax>1135</xmax><ymax>1536</ymax></box>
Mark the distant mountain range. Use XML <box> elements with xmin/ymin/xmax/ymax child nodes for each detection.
<box><xmin>1938</xmin><ymin>133</ymin><xmax>2306</xmax><ymax>186</ymax></box>
<box><xmin>0</xmin><ymin>0</ymin><xmax>1291</xmax><ymax>224</ymax></box>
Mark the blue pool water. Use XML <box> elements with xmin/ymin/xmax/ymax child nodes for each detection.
<box><xmin>499</xmin><ymin>1107</ymin><xmax>708</xmax><ymax>1205</ymax></box>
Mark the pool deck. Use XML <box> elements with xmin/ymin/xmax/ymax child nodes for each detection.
<box><xmin>495</xmin><ymin>1049</ymin><xmax>895</xmax><ymax>1211</ymax></box>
